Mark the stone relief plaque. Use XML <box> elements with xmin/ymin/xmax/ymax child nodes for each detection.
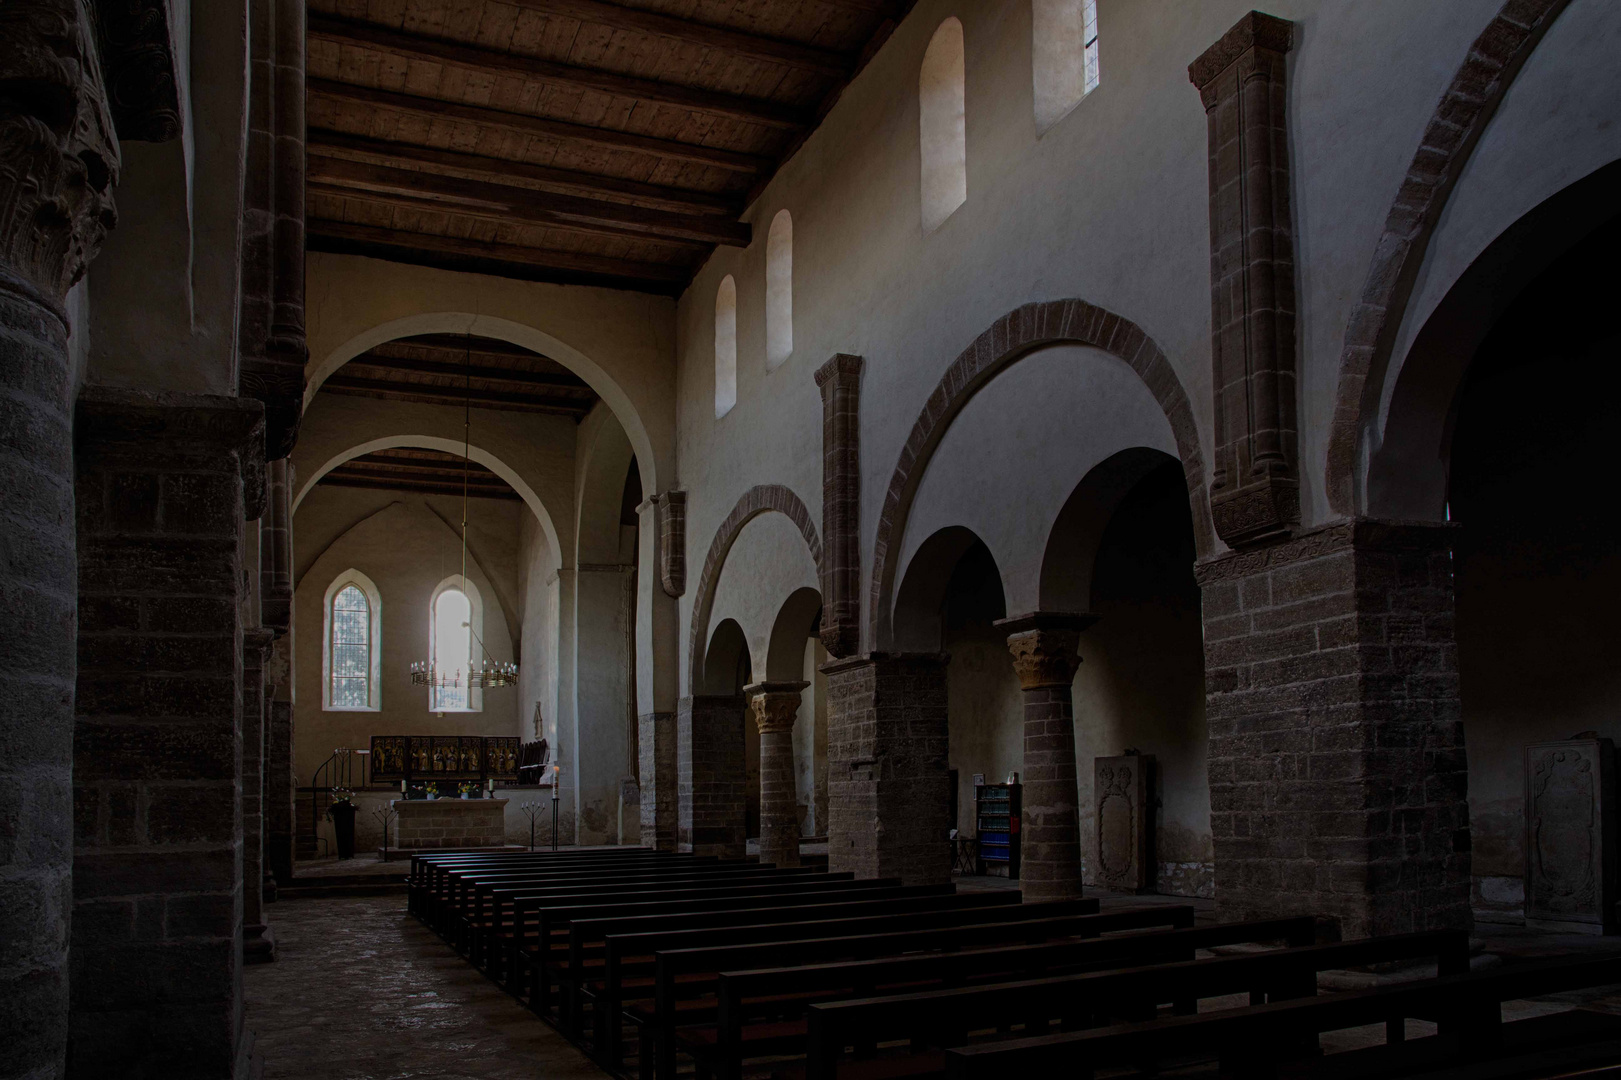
<box><xmin>1525</xmin><ymin>739</ymin><xmax>1617</xmax><ymax>933</ymax></box>
<box><xmin>1095</xmin><ymin>754</ymin><xmax>1154</xmax><ymax>893</ymax></box>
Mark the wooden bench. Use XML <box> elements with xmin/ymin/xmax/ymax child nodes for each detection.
<box><xmin>638</xmin><ymin>902</ymin><xmax>1163</xmax><ymax>1080</ymax></box>
<box><xmin>793</xmin><ymin>926</ymin><xmax>1459</xmax><ymax>1080</ymax></box>
<box><xmin>411</xmin><ymin>849</ymin><xmax>684</xmax><ymax>923</ymax></box>
<box><xmin>577</xmin><ymin>891</ymin><xmax>1030</xmax><ymax>1063</ymax></box>
<box><xmin>515</xmin><ymin>876</ymin><xmax>883</xmax><ymax>1009</ymax></box>
<box><xmin>407</xmin><ymin>847</ymin><xmax>664</xmax><ymax>915</ymax></box>
<box><xmin>939</xmin><ymin>954</ymin><xmax>1621</xmax><ymax>1079</ymax></box>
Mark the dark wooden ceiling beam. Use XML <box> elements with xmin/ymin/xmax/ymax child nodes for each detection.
<box><xmin>310</xmin><ymin>14</ymin><xmax>811</xmax><ymax>130</ymax></box>
<box><xmin>347</xmin><ymin>352</ymin><xmax>591</xmax><ymax>390</ymax></box>
<box><xmin>309</xmin><ymin>130</ymin><xmax>740</xmax><ymax>216</ymax></box>
<box><xmin>308</xmin><ymin>218</ymin><xmax>692</xmax><ymax>289</ymax></box>
<box><xmin>318</xmin><ymin>472</ymin><xmax>524</xmax><ymax>500</ymax></box>
<box><xmin>320</xmin><ymin>373</ymin><xmax>596</xmax><ymax>414</ymax></box>
<box><xmin>310</xmin><ymin>78</ymin><xmax>772</xmax><ymax>174</ymax></box>
<box><xmin>332</xmin><ymin>460</ymin><xmax>507</xmax><ymax>484</ymax></box>
<box><xmin>502</xmin><ymin>0</ymin><xmax>852</xmax><ymax>76</ymax></box>
<box><xmin>308</xmin><ymin>154</ymin><xmax>749</xmax><ymax>246</ymax></box>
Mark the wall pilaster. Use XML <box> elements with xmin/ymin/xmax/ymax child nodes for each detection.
<box><xmin>677</xmin><ymin>695</ymin><xmax>747</xmax><ymax>858</ymax></box>
<box><xmin>815</xmin><ymin>354</ymin><xmax>863</xmax><ymax>658</ymax></box>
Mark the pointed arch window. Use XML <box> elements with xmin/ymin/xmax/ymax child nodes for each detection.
<box><xmin>766</xmin><ymin>210</ymin><xmax>793</xmax><ymax>369</ymax></box>
<box><xmin>716</xmin><ymin>274</ymin><xmax>738</xmax><ymax>417</ymax></box>
<box><xmin>323</xmin><ymin>571</ymin><xmax>381</xmax><ymax>711</ymax></box>
<box><xmin>920</xmin><ymin>17</ymin><xmax>967</xmax><ymax>232</ymax></box>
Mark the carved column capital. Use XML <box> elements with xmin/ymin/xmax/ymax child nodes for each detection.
<box><xmin>0</xmin><ymin>0</ymin><xmax>121</xmax><ymax>312</ymax></box>
<box><xmin>995</xmin><ymin>612</ymin><xmax>1098</xmax><ymax>690</ymax></box>
<box><xmin>744</xmin><ymin>680</ymin><xmax>809</xmax><ymax>734</ymax></box>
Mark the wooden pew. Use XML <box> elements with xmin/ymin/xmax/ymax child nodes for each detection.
<box><xmin>460</xmin><ymin>864</ymin><xmax>826</xmax><ymax>957</ymax></box>
<box><xmin>407</xmin><ymin>846</ymin><xmax>663</xmax><ymax>915</ymax></box>
<box><xmin>794</xmin><ymin>926</ymin><xmax>1458</xmax><ymax>1080</ymax></box>
<box><xmin>939</xmin><ymin>954</ymin><xmax>1621</xmax><ymax>1079</ymax></box>
<box><xmin>517</xmin><ymin>876</ymin><xmax>887</xmax><ymax>1009</ymax></box>
<box><xmin>412</xmin><ymin>849</ymin><xmax>683</xmax><ymax>923</ymax></box>
<box><xmin>505</xmin><ymin>880</ymin><xmax>920</xmax><ymax>998</ymax></box>
<box><xmin>579</xmin><ymin>891</ymin><xmax>1030</xmax><ymax>1064</ymax></box>
<box><xmin>639</xmin><ymin>902</ymin><xmax>1168</xmax><ymax>1080</ymax></box>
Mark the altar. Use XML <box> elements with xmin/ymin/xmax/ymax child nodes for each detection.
<box><xmin>392</xmin><ymin>797</ymin><xmax>508</xmax><ymax>850</ymax></box>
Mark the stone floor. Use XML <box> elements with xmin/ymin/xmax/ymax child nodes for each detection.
<box><xmin>245</xmin><ymin>894</ymin><xmax>607</xmax><ymax>1080</ymax></box>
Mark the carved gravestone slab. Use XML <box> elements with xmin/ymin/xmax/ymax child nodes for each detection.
<box><xmin>1525</xmin><ymin>739</ymin><xmax>1617</xmax><ymax>934</ymax></box>
<box><xmin>1095</xmin><ymin>754</ymin><xmax>1153</xmax><ymax>893</ymax></box>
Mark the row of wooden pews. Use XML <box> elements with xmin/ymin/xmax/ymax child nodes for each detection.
<box><xmin>405</xmin><ymin>847</ymin><xmax>1621</xmax><ymax>1079</ymax></box>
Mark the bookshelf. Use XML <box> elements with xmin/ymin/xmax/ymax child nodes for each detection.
<box><xmin>974</xmin><ymin>782</ymin><xmax>1022</xmax><ymax>878</ymax></box>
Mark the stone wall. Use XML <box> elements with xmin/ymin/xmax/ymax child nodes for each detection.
<box><xmin>394</xmin><ymin>799</ymin><xmax>507</xmax><ymax>850</ymax></box>
<box><xmin>677</xmin><ymin>695</ymin><xmax>747</xmax><ymax>857</ymax></box>
<box><xmin>1198</xmin><ymin>519</ymin><xmax>1471</xmax><ymax>939</ymax></box>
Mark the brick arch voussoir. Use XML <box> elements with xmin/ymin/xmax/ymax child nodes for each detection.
<box><xmin>687</xmin><ymin>484</ymin><xmax>822</xmax><ymax>692</ymax></box>
<box><xmin>867</xmin><ymin>299</ymin><xmax>1210</xmax><ymax>650</ymax></box>
<box><xmin>1324</xmin><ymin>0</ymin><xmax>1570</xmax><ymax>515</ymax></box>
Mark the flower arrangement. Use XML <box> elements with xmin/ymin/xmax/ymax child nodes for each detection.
<box><xmin>329</xmin><ymin>787</ymin><xmax>355</xmax><ymax>807</ymax></box>
<box><xmin>424</xmin><ymin>782</ymin><xmax>439</xmax><ymax>800</ymax></box>
<box><xmin>458</xmin><ymin>781</ymin><xmax>477</xmax><ymax>798</ymax></box>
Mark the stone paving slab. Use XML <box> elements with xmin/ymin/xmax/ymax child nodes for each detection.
<box><xmin>246</xmin><ymin>894</ymin><xmax>607</xmax><ymax>1080</ymax></box>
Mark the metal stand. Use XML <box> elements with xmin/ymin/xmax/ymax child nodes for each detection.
<box><xmin>551</xmin><ymin>792</ymin><xmax>559</xmax><ymax>851</ymax></box>
<box><xmin>518</xmin><ymin>801</ymin><xmax>544</xmax><ymax>851</ymax></box>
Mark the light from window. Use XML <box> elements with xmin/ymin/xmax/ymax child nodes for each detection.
<box><xmin>1032</xmin><ymin>0</ymin><xmax>1099</xmax><ymax>133</ymax></box>
<box><xmin>766</xmin><ymin>210</ymin><xmax>793</xmax><ymax>369</ymax></box>
<box><xmin>330</xmin><ymin>584</ymin><xmax>371</xmax><ymax>708</ymax></box>
<box><xmin>715</xmin><ymin>274</ymin><xmax>738</xmax><ymax>417</ymax></box>
<box><xmin>433</xmin><ymin>587</ymin><xmax>472</xmax><ymax>711</ymax></box>
<box><xmin>919</xmin><ymin>17</ymin><xmax>967</xmax><ymax>232</ymax></box>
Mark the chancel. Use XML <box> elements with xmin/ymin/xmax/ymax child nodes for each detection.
<box><xmin>4</xmin><ymin>1</ymin><xmax>1621</xmax><ymax>1078</ymax></box>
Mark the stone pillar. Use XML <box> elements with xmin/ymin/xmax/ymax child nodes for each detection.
<box><xmin>676</xmin><ymin>696</ymin><xmax>747</xmax><ymax>858</ymax></box>
<box><xmin>822</xmin><ymin>654</ymin><xmax>951</xmax><ymax>885</ymax></box>
<box><xmin>259</xmin><ymin>458</ymin><xmax>292</xmax><ymax>632</ymax></box>
<box><xmin>265</xmin><ymin>0</ymin><xmax>308</xmax><ymax>456</ymax></box>
<box><xmin>242</xmin><ymin>628</ymin><xmax>275</xmax><ymax>962</ymax></box>
<box><xmin>72</xmin><ymin>388</ymin><xmax>263</xmax><ymax>1078</ymax></box>
<box><xmin>265</xmin><ymin>690</ymin><xmax>295</xmax><ymax>885</ymax></box>
<box><xmin>815</xmin><ymin>354</ymin><xmax>863</xmax><ymax>659</ymax></box>
<box><xmin>638</xmin><ymin>493</ymin><xmax>682</xmax><ymax>851</ymax></box>
<box><xmin>0</xmin><ymin>7</ymin><xmax>119</xmax><ymax>1077</ymax></box>
<box><xmin>1197</xmin><ymin>520</ymin><xmax>1471</xmax><ymax>939</ymax></box>
<box><xmin>746</xmin><ymin>681</ymin><xmax>809</xmax><ymax>867</ymax></box>
<box><xmin>1190</xmin><ymin>11</ymin><xmax>1300</xmax><ymax>548</ymax></box>
<box><xmin>996</xmin><ymin>613</ymin><xmax>1096</xmax><ymax>901</ymax></box>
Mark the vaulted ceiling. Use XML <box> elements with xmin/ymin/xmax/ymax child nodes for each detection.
<box><xmin>305</xmin><ymin>0</ymin><xmax>916</xmax><ymax>295</ymax></box>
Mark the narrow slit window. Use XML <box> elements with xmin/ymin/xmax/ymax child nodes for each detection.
<box><xmin>919</xmin><ymin>18</ymin><xmax>967</xmax><ymax>232</ymax></box>
<box><xmin>716</xmin><ymin>274</ymin><xmax>738</xmax><ymax>417</ymax></box>
<box><xmin>766</xmin><ymin>210</ymin><xmax>793</xmax><ymax>369</ymax></box>
<box><xmin>1032</xmin><ymin>0</ymin><xmax>1099</xmax><ymax>133</ymax></box>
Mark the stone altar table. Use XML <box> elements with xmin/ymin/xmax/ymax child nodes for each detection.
<box><xmin>393</xmin><ymin>798</ymin><xmax>508</xmax><ymax>850</ymax></box>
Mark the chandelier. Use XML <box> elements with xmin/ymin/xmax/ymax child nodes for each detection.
<box><xmin>410</xmin><ymin>334</ymin><xmax>518</xmax><ymax>692</ymax></box>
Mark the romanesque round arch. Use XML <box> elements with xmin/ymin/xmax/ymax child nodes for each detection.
<box><xmin>687</xmin><ymin>485</ymin><xmax>822</xmax><ymax>692</ymax></box>
<box><xmin>867</xmin><ymin>299</ymin><xmax>1210</xmax><ymax>651</ymax></box>
<box><xmin>1323</xmin><ymin>0</ymin><xmax>1570</xmax><ymax>515</ymax></box>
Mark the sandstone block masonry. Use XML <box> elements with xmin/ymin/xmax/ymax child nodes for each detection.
<box><xmin>1197</xmin><ymin>519</ymin><xmax>1471</xmax><ymax>940</ymax></box>
<box><xmin>393</xmin><ymin>799</ymin><xmax>508</xmax><ymax>850</ymax></box>
<box><xmin>823</xmin><ymin>654</ymin><xmax>951</xmax><ymax>886</ymax></box>
<box><xmin>677</xmin><ymin>696</ymin><xmax>747</xmax><ymax>858</ymax></box>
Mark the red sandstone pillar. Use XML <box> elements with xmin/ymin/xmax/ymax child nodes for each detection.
<box><xmin>746</xmin><ymin>681</ymin><xmax>809</xmax><ymax>867</ymax></box>
<box><xmin>677</xmin><ymin>695</ymin><xmax>748</xmax><ymax>858</ymax></box>
<box><xmin>997</xmin><ymin>613</ymin><xmax>1097</xmax><ymax>901</ymax></box>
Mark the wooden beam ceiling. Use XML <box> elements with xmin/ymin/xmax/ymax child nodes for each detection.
<box><xmin>308</xmin><ymin>155</ymin><xmax>749</xmax><ymax>247</ymax></box>
<box><xmin>309</xmin><ymin>14</ymin><xmax>811</xmax><ymax>130</ymax></box>
<box><xmin>318</xmin><ymin>448</ymin><xmax>524</xmax><ymax>500</ymax></box>
<box><xmin>309</xmin><ymin>80</ymin><xmax>773</xmax><ymax>174</ymax></box>
<box><xmin>307</xmin><ymin>219</ymin><xmax>691</xmax><ymax>293</ymax></box>
<box><xmin>320</xmin><ymin>373</ymin><xmax>594</xmax><ymax>416</ymax></box>
<box><xmin>306</xmin><ymin>0</ymin><xmax>917</xmax><ymax>293</ymax></box>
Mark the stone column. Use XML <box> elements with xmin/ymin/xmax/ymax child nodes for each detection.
<box><xmin>638</xmin><ymin>492</ymin><xmax>682</xmax><ymax>851</ymax></box>
<box><xmin>242</xmin><ymin>627</ymin><xmax>275</xmax><ymax>962</ymax></box>
<box><xmin>1197</xmin><ymin>520</ymin><xmax>1471</xmax><ymax>939</ymax></box>
<box><xmin>0</xmin><ymin>7</ymin><xmax>119</xmax><ymax>1078</ymax></box>
<box><xmin>996</xmin><ymin>613</ymin><xmax>1097</xmax><ymax>901</ymax></box>
<box><xmin>265</xmin><ymin>689</ymin><xmax>296</xmax><ymax>886</ymax></box>
<box><xmin>746</xmin><ymin>682</ymin><xmax>809</xmax><ymax>867</ymax></box>
<box><xmin>822</xmin><ymin>654</ymin><xmax>951</xmax><ymax>885</ymax></box>
<box><xmin>815</xmin><ymin>354</ymin><xmax>863</xmax><ymax>659</ymax></box>
<box><xmin>259</xmin><ymin>458</ymin><xmax>292</xmax><ymax>632</ymax></box>
<box><xmin>1190</xmin><ymin>11</ymin><xmax>1300</xmax><ymax>548</ymax></box>
<box><xmin>676</xmin><ymin>695</ymin><xmax>747</xmax><ymax>858</ymax></box>
<box><xmin>72</xmin><ymin>388</ymin><xmax>264</xmax><ymax>1078</ymax></box>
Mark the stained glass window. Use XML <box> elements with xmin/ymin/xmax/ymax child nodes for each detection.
<box><xmin>330</xmin><ymin>585</ymin><xmax>370</xmax><ymax>708</ymax></box>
